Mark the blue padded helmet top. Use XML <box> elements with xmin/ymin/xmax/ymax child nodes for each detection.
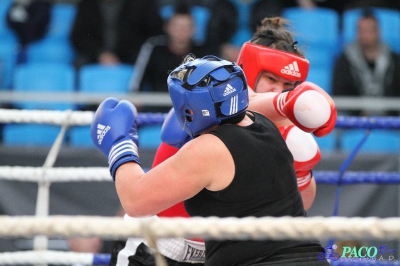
<box><xmin>167</xmin><ymin>55</ymin><xmax>249</xmax><ymax>137</ymax></box>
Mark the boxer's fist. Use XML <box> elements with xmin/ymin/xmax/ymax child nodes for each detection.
<box><xmin>90</xmin><ymin>97</ymin><xmax>140</xmax><ymax>180</ymax></box>
<box><xmin>279</xmin><ymin>125</ymin><xmax>321</xmax><ymax>191</ymax></box>
<box><xmin>161</xmin><ymin>108</ymin><xmax>192</xmax><ymax>149</ymax></box>
<box><xmin>274</xmin><ymin>81</ymin><xmax>337</xmax><ymax>137</ymax></box>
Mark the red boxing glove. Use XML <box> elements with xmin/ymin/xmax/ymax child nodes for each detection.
<box><xmin>279</xmin><ymin>125</ymin><xmax>321</xmax><ymax>191</ymax></box>
<box><xmin>274</xmin><ymin>81</ymin><xmax>337</xmax><ymax>137</ymax></box>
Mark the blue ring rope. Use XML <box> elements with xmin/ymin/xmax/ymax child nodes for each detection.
<box><xmin>136</xmin><ymin>114</ymin><xmax>400</xmax><ymax>129</ymax></box>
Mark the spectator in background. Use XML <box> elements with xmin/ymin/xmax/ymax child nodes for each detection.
<box><xmin>6</xmin><ymin>0</ymin><xmax>51</xmax><ymax>49</ymax></box>
<box><xmin>69</xmin><ymin>0</ymin><xmax>163</xmax><ymax>69</ymax></box>
<box><xmin>331</xmin><ymin>8</ymin><xmax>400</xmax><ymax>116</ymax></box>
<box><xmin>132</xmin><ymin>2</ymin><xmax>211</xmax><ymax>113</ymax></box>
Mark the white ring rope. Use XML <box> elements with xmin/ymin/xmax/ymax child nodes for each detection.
<box><xmin>1</xmin><ymin>109</ymin><xmax>400</xmax><ymax>265</ymax></box>
<box><xmin>0</xmin><ymin>216</ymin><xmax>400</xmax><ymax>241</ymax></box>
<box><xmin>0</xmin><ymin>251</ymin><xmax>93</xmax><ymax>265</ymax></box>
<box><xmin>0</xmin><ymin>109</ymin><xmax>93</xmax><ymax>125</ymax></box>
<box><xmin>0</xmin><ymin>166</ymin><xmax>111</xmax><ymax>182</ymax></box>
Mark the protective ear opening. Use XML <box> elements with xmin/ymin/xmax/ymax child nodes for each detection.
<box><xmin>185</xmin><ymin>109</ymin><xmax>193</xmax><ymax>122</ymax></box>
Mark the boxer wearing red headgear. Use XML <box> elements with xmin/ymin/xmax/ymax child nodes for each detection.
<box><xmin>237</xmin><ymin>42</ymin><xmax>310</xmax><ymax>90</ymax></box>
<box><xmin>236</xmin><ymin>18</ymin><xmax>335</xmax><ymax>211</ymax></box>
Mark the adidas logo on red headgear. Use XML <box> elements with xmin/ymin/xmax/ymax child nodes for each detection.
<box><xmin>281</xmin><ymin>61</ymin><xmax>301</xmax><ymax>77</ymax></box>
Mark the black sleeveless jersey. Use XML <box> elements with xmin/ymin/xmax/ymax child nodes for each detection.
<box><xmin>184</xmin><ymin>111</ymin><xmax>319</xmax><ymax>266</ymax></box>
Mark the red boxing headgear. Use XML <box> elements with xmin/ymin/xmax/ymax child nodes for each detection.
<box><xmin>237</xmin><ymin>42</ymin><xmax>310</xmax><ymax>89</ymax></box>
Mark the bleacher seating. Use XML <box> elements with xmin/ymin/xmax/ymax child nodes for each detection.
<box><xmin>282</xmin><ymin>7</ymin><xmax>340</xmax><ymax>51</ymax></box>
<box><xmin>0</xmin><ymin>0</ymin><xmax>14</xmax><ymax>41</ymax></box>
<box><xmin>44</xmin><ymin>3</ymin><xmax>77</xmax><ymax>41</ymax></box>
<box><xmin>314</xmin><ymin>131</ymin><xmax>337</xmax><ymax>152</ymax></box>
<box><xmin>77</xmin><ymin>64</ymin><xmax>134</xmax><ymax>94</ymax></box>
<box><xmin>305</xmin><ymin>48</ymin><xmax>337</xmax><ymax>94</ymax></box>
<box><xmin>24</xmin><ymin>3</ymin><xmax>77</xmax><ymax>65</ymax></box>
<box><xmin>0</xmin><ymin>38</ymin><xmax>17</xmax><ymax>90</ymax></box>
<box><xmin>340</xmin><ymin>129</ymin><xmax>400</xmax><ymax>154</ymax></box>
<box><xmin>3</xmin><ymin>63</ymin><xmax>76</xmax><ymax>146</ymax></box>
<box><xmin>0</xmin><ymin>2</ymin><xmax>398</xmax><ymax>153</ymax></box>
<box><xmin>0</xmin><ymin>0</ymin><xmax>17</xmax><ymax>89</ymax></box>
<box><xmin>138</xmin><ymin>124</ymin><xmax>163</xmax><ymax>149</ymax></box>
<box><xmin>282</xmin><ymin>7</ymin><xmax>340</xmax><ymax>96</ymax></box>
<box><xmin>11</xmin><ymin>63</ymin><xmax>76</xmax><ymax>110</ymax></box>
<box><xmin>307</xmin><ymin>68</ymin><xmax>333</xmax><ymax>95</ymax></box>
<box><xmin>226</xmin><ymin>0</ymin><xmax>262</xmax><ymax>47</ymax></box>
<box><xmin>69</xmin><ymin>64</ymin><xmax>134</xmax><ymax>147</ymax></box>
<box><xmin>26</xmin><ymin>38</ymin><xmax>75</xmax><ymax>64</ymax></box>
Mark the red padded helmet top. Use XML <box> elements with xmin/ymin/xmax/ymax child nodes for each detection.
<box><xmin>237</xmin><ymin>42</ymin><xmax>310</xmax><ymax>89</ymax></box>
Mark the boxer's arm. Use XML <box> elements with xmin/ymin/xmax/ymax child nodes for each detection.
<box><xmin>248</xmin><ymin>82</ymin><xmax>337</xmax><ymax>137</ymax></box>
<box><xmin>248</xmin><ymin>91</ymin><xmax>287</xmax><ymax>122</ymax></box>
<box><xmin>279</xmin><ymin>125</ymin><xmax>321</xmax><ymax>210</ymax></box>
<box><xmin>301</xmin><ymin>177</ymin><xmax>316</xmax><ymax>211</ymax></box>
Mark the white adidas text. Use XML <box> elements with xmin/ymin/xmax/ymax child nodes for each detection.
<box><xmin>281</xmin><ymin>61</ymin><xmax>301</xmax><ymax>77</ymax></box>
<box><xmin>97</xmin><ymin>124</ymin><xmax>111</xmax><ymax>145</ymax></box>
<box><xmin>223</xmin><ymin>84</ymin><xmax>236</xmax><ymax>96</ymax></box>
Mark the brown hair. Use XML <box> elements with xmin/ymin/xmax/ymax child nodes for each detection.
<box><xmin>250</xmin><ymin>17</ymin><xmax>304</xmax><ymax>56</ymax></box>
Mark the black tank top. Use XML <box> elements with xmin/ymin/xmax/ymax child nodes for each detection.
<box><xmin>184</xmin><ymin>111</ymin><xmax>319</xmax><ymax>266</ymax></box>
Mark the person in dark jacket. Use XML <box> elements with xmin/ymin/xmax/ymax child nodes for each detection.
<box><xmin>6</xmin><ymin>0</ymin><xmax>51</xmax><ymax>47</ymax></box>
<box><xmin>69</xmin><ymin>0</ymin><xmax>163</xmax><ymax>69</ymax></box>
<box><xmin>332</xmin><ymin>8</ymin><xmax>400</xmax><ymax>116</ymax></box>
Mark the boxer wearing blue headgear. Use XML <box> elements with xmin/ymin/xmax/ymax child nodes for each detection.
<box><xmin>90</xmin><ymin>52</ymin><xmax>329</xmax><ymax>266</ymax></box>
<box><xmin>167</xmin><ymin>55</ymin><xmax>249</xmax><ymax>137</ymax></box>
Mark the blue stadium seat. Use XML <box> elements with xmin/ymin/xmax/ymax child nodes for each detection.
<box><xmin>226</xmin><ymin>0</ymin><xmax>262</xmax><ymax>47</ymax></box>
<box><xmin>282</xmin><ymin>7</ymin><xmax>340</xmax><ymax>53</ymax></box>
<box><xmin>159</xmin><ymin>4</ymin><xmax>173</xmax><ymax>20</ymax></box>
<box><xmin>340</xmin><ymin>129</ymin><xmax>400</xmax><ymax>154</ymax></box>
<box><xmin>44</xmin><ymin>3</ymin><xmax>77</xmax><ymax>40</ymax></box>
<box><xmin>0</xmin><ymin>38</ymin><xmax>18</xmax><ymax>89</ymax></box>
<box><xmin>190</xmin><ymin>5</ymin><xmax>211</xmax><ymax>45</ymax></box>
<box><xmin>23</xmin><ymin>3</ymin><xmax>77</xmax><ymax>64</ymax></box>
<box><xmin>342</xmin><ymin>8</ymin><xmax>400</xmax><ymax>53</ymax></box>
<box><xmin>78</xmin><ymin>64</ymin><xmax>134</xmax><ymax>93</ymax></box>
<box><xmin>69</xmin><ymin>64</ymin><xmax>134</xmax><ymax>147</ymax></box>
<box><xmin>314</xmin><ymin>131</ymin><xmax>337</xmax><ymax>152</ymax></box>
<box><xmin>3</xmin><ymin>63</ymin><xmax>76</xmax><ymax>146</ymax></box>
<box><xmin>26</xmin><ymin>38</ymin><xmax>75</xmax><ymax>64</ymax></box>
<box><xmin>0</xmin><ymin>0</ymin><xmax>16</xmax><ymax>41</ymax></box>
<box><xmin>0</xmin><ymin>0</ymin><xmax>18</xmax><ymax>89</ymax></box>
<box><xmin>305</xmin><ymin>47</ymin><xmax>336</xmax><ymax>94</ymax></box>
<box><xmin>3</xmin><ymin>124</ymin><xmax>65</xmax><ymax>146</ymax></box>
<box><xmin>69</xmin><ymin>125</ymin><xmax>94</xmax><ymax>148</ymax></box>
<box><xmin>305</xmin><ymin>47</ymin><xmax>335</xmax><ymax>70</ymax></box>
<box><xmin>138</xmin><ymin>124</ymin><xmax>162</xmax><ymax>149</ymax></box>
<box><xmin>307</xmin><ymin>67</ymin><xmax>333</xmax><ymax>95</ymax></box>
<box><xmin>11</xmin><ymin>63</ymin><xmax>76</xmax><ymax>110</ymax></box>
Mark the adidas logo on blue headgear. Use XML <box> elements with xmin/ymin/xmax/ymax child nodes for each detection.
<box><xmin>167</xmin><ymin>55</ymin><xmax>249</xmax><ymax>137</ymax></box>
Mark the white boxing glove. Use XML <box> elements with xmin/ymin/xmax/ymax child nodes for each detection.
<box><xmin>273</xmin><ymin>81</ymin><xmax>337</xmax><ymax>137</ymax></box>
<box><xmin>279</xmin><ymin>125</ymin><xmax>321</xmax><ymax>191</ymax></box>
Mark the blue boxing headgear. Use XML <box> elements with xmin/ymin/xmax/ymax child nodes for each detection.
<box><xmin>167</xmin><ymin>55</ymin><xmax>249</xmax><ymax>137</ymax></box>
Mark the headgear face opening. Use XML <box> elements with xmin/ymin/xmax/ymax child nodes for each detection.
<box><xmin>237</xmin><ymin>42</ymin><xmax>310</xmax><ymax>89</ymax></box>
<box><xmin>168</xmin><ymin>55</ymin><xmax>249</xmax><ymax>137</ymax></box>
